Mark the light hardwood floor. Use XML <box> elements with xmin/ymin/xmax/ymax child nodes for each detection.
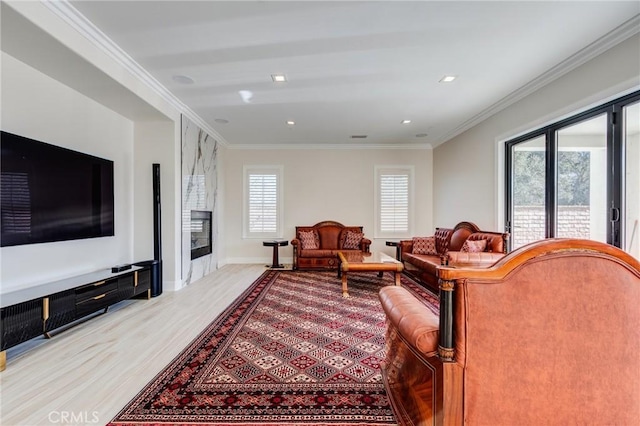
<box><xmin>0</xmin><ymin>264</ymin><xmax>267</xmax><ymax>426</ymax></box>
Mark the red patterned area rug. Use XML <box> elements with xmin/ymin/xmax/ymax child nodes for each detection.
<box><xmin>108</xmin><ymin>270</ymin><xmax>438</xmax><ymax>426</ymax></box>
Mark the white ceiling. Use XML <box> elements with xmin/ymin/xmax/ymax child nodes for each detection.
<box><xmin>56</xmin><ymin>1</ymin><xmax>640</xmax><ymax>147</ymax></box>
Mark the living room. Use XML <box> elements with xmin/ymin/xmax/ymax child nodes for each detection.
<box><xmin>1</xmin><ymin>1</ymin><xmax>639</xmax><ymax>425</ymax></box>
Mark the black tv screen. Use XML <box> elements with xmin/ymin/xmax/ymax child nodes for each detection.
<box><xmin>1</xmin><ymin>131</ymin><xmax>114</xmax><ymax>247</ymax></box>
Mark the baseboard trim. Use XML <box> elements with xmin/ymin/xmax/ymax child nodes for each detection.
<box><xmin>222</xmin><ymin>257</ymin><xmax>294</xmax><ymax>265</ymax></box>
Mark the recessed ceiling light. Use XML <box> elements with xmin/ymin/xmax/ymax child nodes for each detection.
<box><xmin>214</xmin><ymin>118</ymin><xmax>229</xmax><ymax>124</ymax></box>
<box><xmin>439</xmin><ymin>75</ymin><xmax>457</xmax><ymax>83</ymax></box>
<box><xmin>272</xmin><ymin>74</ymin><xmax>287</xmax><ymax>82</ymax></box>
<box><xmin>172</xmin><ymin>74</ymin><xmax>195</xmax><ymax>84</ymax></box>
<box><xmin>286</xmin><ymin>120</ymin><xmax>295</xmax><ymax>126</ymax></box>
<box><xmin>239</xmin><ymin>90</ymin><xmax>253</xmax><ymax>103</ymax></box>
<box><xmin>350</xmin><ymin>135</ymin><xmax>368</xmax><ymax>139</ymax></box>
<box><xmin>415</xmin><ymin>133</ymin><xmax>428</xmax><ymax>138</ymax></box>
<box><xmin>401</xmin><ymin>119</ymin><xmax>412</xmax><ymax>124</ymax></box>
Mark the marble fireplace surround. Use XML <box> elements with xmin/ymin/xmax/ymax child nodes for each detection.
<box><xmin>181</xmin><ymin>115</ymin><xmax>219</xmax><ymax>286</ymax></box>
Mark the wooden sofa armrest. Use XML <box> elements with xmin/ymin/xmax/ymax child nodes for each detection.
<box><xmin>360</xmin><ymin>238</ymin><xmax>372</xmax><ymax>252</ymax></box>
<box><xmin>379</xmin><ymin>286</ymin><xmax>443</xmax><ymax>426</ymax></box>
<box><xmin>291</xmin><ymin>239</ymin><xmax>299</xmax><ymax>270</ymax></box>
<box><xmin>399</xmin><ymin>240</ymin><xmax>413</xmax><ymax>260</ymax></box>
<box><xmin>379</xmin><ymin>286</ymin><xmax>440</xmax><ymax>357</ymax></box>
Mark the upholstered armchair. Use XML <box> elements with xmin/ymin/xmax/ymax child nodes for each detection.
<box><xmin>379</xmin><ymin>239</ymin><xmax>640</xmax><ymax>425</ymax></box>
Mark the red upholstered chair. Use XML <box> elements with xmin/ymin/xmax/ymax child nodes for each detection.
<box><xmin>379</xmin><ymin>238</ymin><xmax>640</xmax><ymax>426</ymax></box>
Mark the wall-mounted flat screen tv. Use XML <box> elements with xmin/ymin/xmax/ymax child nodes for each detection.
<box><xmin>1</xmin><ymin>131</ymin><xmax>114</xmax><ymax>247</ymax></box>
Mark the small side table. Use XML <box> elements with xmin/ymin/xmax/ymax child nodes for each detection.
<box><xmin>263</xmin><ymin>240</ymin><xmax>288</xmax><ymax>268</ymax></box>
<box><xmin>386</xmin><ymin>241</ymin><xmax>402</xmax><ymax>261</ymax></box>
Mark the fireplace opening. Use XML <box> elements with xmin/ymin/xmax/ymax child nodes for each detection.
<box><xmin>191</xmin><ymin>210</ymin><xmax>212</xmax><ymax>260</ymax></box>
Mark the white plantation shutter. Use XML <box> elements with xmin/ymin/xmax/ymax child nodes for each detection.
<box><xmin>243</xmin><ymin>166</ymin><xmax>283</xmax><ymax>238</ymax></box>
<box><xmin>375</xmin><ymin>166</ymin><xmax>413</xmax><ymax>238</ymax></box>
<box><xmin>248</xmin><ymin>174</ymin><xmax>277</xmax><ymax>233</ymax></box>
<box><xmin>380</xmin><ymin>174</ymin><xmax>409</xmax><ymax>232</ymax></box>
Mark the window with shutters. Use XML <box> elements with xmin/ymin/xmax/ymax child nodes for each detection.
<box><xmin>243</xmin><ymin>166</ymin><xmax>283</xmax><ymax>238</ymax></box>
<box><xmin>375</xmin><ymin>166</ymin><xmax>414</xmax><ymax>238</ymax></box>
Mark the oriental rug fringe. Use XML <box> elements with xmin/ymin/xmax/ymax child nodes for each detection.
<box><xmin>108</xmin><ymin>270</ymin><xmax>438</xmax><ymax>426</ymax></box>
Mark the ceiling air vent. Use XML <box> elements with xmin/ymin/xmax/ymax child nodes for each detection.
<box><xmin>350</xmin><ymin>135</ymin><xmax>368</xmax><ymax>139</ymax></box>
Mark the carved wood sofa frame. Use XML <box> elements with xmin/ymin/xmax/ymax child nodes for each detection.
<box><xmin>380</xmin><ymin>238</ymin><xmax>640</xmax><ymax>425</ymax></box>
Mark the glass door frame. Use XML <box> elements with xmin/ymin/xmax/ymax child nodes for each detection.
<box><xmin>612</xmin><ymin>94</ymin><xmax>640</xmax><ymax>249</ymax></box>
<box><xmin>505</xmin><ymin>90</ymin><xmax>639</xmax><ymax>251</ymax></box>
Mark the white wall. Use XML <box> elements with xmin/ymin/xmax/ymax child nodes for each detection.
<box><xmin>223</xmin><ymin>147</ymin><xmax>433</xmax><ymax>264</ymax></box>
<box><xmin>133</xmin><ymin>121</ymin><xmax>180</xmax><ymax>290</ymax></box>
<box><xmin>1</xmin><ymin>53</ymin><xmax>135</xmax><ymax>290</ymax></box>
<box><xmin>217</xmin><ymin>144</ymin><xmax>228</xmax><ymax>267</ymax></box>
<box><xmin>433</xmin><ymin>34</ymin><xmax>640</xmax><ymax>231</ymax></box>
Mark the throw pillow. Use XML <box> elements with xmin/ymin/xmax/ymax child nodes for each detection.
<box><xmin>343</xmin><ymin>231</ymin><xmax>363</xmax><ymax>249</ymax></box>
<box><xmin>412</xmin><ymin>236</ymin><xmax>438</xmax><ymax>255</ymax></box>
<box><xmin>299</xmin><ymin>230</ymin><xmax>319</xmax><ymax>250</ymax></box>
<box><xmin>460</xmin><ymin>239</ymin><xmax>487</xmax><ymax>253</ymax></box>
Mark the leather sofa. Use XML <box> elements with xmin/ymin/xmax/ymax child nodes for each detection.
<box><xmin>399</xmin><ymin>221</ymin><xmax>508</xmax><ymax>292</ymax></box>
<box><xmin>291</xmin><ymin>220</ymin><xmax>371</xmax><ymax>270</ymax></box>
<box><xmin>379</xmin><ymin>239</ymin><xmax>640</xmax><ymax>425</ymax></box>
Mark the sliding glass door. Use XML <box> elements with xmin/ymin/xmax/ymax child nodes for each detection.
<box><xmin>624</xmin><ymin>100</ymin><xmax>640</xmax><ymax>258</ymax></box>
<box><xmin>555</xmin><ymin>114</ymin><xmax>607</xmax><ymax>242</ymax></box>
<box><xmin>505</xmin><ymin>91</ymin><xmax>639</xmax><ymax>254</ymax></box>
<box><xmin>509</xmin><ymin>135</ymin><xmax>546</xmax><ymax>249</ymax></box>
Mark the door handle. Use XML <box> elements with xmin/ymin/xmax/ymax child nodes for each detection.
<box><xmin>611</xmin><ymin>208</ymin><xmax>620</xmax><ymax>222</ymax></box>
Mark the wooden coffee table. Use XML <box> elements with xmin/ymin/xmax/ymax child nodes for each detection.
<box><xmin>337</xmin><ymin>251</ymin><xmax>403</xmax><ymax>298</ymax></box>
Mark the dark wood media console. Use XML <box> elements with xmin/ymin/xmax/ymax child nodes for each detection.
<box><xmin>0</xmin><ymin>265</ymin><xmax>152</xmax><ymax>371</ymax></box>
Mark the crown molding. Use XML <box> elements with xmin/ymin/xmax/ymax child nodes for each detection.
<box><xmin>433</xmin><ymin>14</ymin><xmax>640</xmax><ymax>147</ymax></box>
<box><xmin>227</xmin><ymin>143</ymin><xmax>432</xmax><ymax>150</ymax></box>
<box><xmin>41</xmin><ymin>0</ymin><xmax>229</xmax><ymax>147</ymax></box>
